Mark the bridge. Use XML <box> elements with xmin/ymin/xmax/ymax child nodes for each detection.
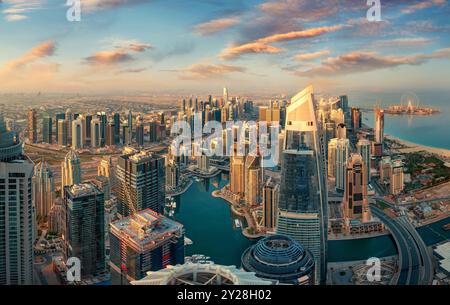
<box><xmin>370</xmin><ymin>205</ymin><xmax>434</xmax><ymax>285</ymax></box>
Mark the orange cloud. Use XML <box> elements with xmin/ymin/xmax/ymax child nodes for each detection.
<box><xmin>220</xmin><ymin>42</ymin><xmax>284</xmax><ymax>60</ymax></box>
<box><xmin>84</xmin><ymin>50</ymin><xmax>133</xmax><ymax>66</ymax></box>
<box><xmin>178</xmin><ymin>63</ymin><xmax>246</xmax><ymax>80</ymax></box>
<box><xmin>220</xmin><ymin>25</ymin><xmax>344</xmax><ymax>59</ymax></box>
<box><xmin>195</xmin><ymin>17</ymin><xmax>239</xmax><ymax>36</ymax></box>
<box><xmin>1</xmin><ymin>41</ymin><xmax>56</xmax><ymax>73</ymax></box>
<box><xmin>401</xmin><ymin>0</ymin><xmax>446</xmax><ymax>14</ymax></box>
<box><xmin>293</xmin><ymin>50</ymin><xmax>331</xmax><ymax>61</ymax></box>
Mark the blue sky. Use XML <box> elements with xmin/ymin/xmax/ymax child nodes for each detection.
<box><xmin>0</xmin><ymin>0</ymin><xmax>449</xmax><ymax>95</ymax></box>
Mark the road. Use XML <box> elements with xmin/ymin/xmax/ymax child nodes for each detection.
<box><xmin>371</xmin><ymin>205</ymin><xmax>434</xmax><ymax>285</ymax></box>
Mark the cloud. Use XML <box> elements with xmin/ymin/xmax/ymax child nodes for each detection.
<box><xmin>81</xmin><ymin>0</ymin><xmax>152</xmax><ymax>12</ymax></box>
<box><xmin>0</xmin><ymin>41</ymin><xmax>58</xmax><ymax>83</ymax></box>
<box><xmin>401</xmin><ymin>0</ymin><xmax>446</xmax><ymax>14</ymax></box>
<box><xmin>195</xmin><ymin>17</ymin><xmax>239</xmax><ymax>36</ymax></box>
<box><xmin>371</xmin><ymin>37</ymin><xmax>432</xmax><ymax>48</ymax></box>
<box><xmin>220</xmin><ymin>24</ymin><xmax>344</xmax><ymax>59</ymax></box>
<box><xmin>2</xmin><ymin>0</ymin><xmax>43</xmax><ymax>21</ymax></box>
<box><xmin>294</xmin><ymin>48</ymin><xmax>450</xmax><ymax>77</ymax></box>
<box><xmin>220</xmin><ymin>42</ymin><xmax>284</xmax><ymax>60</ymax></box>
<box><xmin>293</xmin><ymin>50</ymin><xmax>331</xmax><ymax>61</ymax></box>
<box><xmin>177</xmin><ymin>63</ymin><xmax>246</xmax><ymax>80</ymax></box>
<box><xmin>85</xmin><ymin>39</ymin><xmax>152</xmax><ymax>67</ymax></box>
<box><xmin>116</xmin><ymin>67</ymin><xmax>147</xmax><ymax>74</ymax></box>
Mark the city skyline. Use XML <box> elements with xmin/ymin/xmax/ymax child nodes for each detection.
<box><xmin>0</xmin><ymin>0</ymin><xmax>450</xmax><ymax>94</ymax></box>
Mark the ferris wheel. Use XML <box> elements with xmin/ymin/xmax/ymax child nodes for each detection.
<box><xmin>400</xmin><ymin>92</ymin><xmax>420</xmax><ymax>112</ymax></box>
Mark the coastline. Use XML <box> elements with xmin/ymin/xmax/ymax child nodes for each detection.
<box><xmin>386</xmin><ymin>135</ymin><xmax>450</xmax><ymax>159</ymax></box>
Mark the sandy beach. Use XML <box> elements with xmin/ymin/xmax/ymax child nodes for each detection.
<box><xmin>386</xmin><ymin>135</ymin><xmax>450</xmax><ymax>160</ymax></box>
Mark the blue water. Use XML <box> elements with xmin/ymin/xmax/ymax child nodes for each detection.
<box><xmin>350</xmin><ymin>91</ymin><xmax>450</xmax><ymax>150</ymax></box>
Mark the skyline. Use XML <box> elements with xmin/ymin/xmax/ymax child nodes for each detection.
<box><xmin>1</xmin><ymin>0</ymin><xmax>450</xmax><ymax>94</ymax></box>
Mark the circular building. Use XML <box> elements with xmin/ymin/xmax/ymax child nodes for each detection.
<box><xmin>241</xmin><ymin>235</ymin><xmax>315</xmax><ymax>285</ymax></box>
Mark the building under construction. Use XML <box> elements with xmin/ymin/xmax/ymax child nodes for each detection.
<box><xmin>109</xmin><ymin>208</ymin><xmax>184</xmax><ymax>285</ymax></box>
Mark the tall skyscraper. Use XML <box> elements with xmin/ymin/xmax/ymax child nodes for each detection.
<box><xmin>336</xmin><ymin>123</ymin><xmax>347</xmax><ymax>139</ymax></box>
<box><xmin>61</xmin><ymin>149</ymin><xmax>82</xmax><ymax>196</ymax></box>
<box><xmin>375</xmin><ymin>107</ymin><xmax>385</xmax><ymax>144</ymax></box>
<box><xmin>109</xmin><ymin>209</ymin><xmax>184</xmax><ymax>285</ymax></box>
<box><xmin>66</xmin><ymin>109</ymin><xmax>73</xmax><ymax>143</ymax></box>
<box><xmin>98</xmin><ymin>112</ymin><xmax>107</xmax><ymax>147</ymax></box>
<box><xmin>276</xmin><ymin>86</ymin><xmax>327</xmax><ymax>284</ymax></box>
<box><xmin>262</xmin><ymin>177</ymin><xmax>279</xmax><ymax>231</ymax></box>
<box><xmin>116</xmin><ymin>150</ymin><xmax>166</xmax><ymax>216</ymax></box>
<box><xmin>91</xmin><ymin>118</ymin><xmax>101</xmax><ymax>148</ymax></box>
<box><xmin>135</xmin><ymin>117</ymin><xmax>145</xmax><ymax>146</ymax></box>
<box><xmin>327</xmin><ymin>138</ymin><xmax>338</xmax><ymax>178</ymax></box>
<box><xmin>42</xmin><ymin>114</ymin><xmax>53</xmax><ymax>144</ymax></box>
<box><xmin>55</xmin><ymin>113</ymin><xmax>66</xmax><ymax>140</ymax></box>
<box><xmin>72</xmin><ymin>116</ymin><xmax>84</xmax><ymax>150</ymax></box>
<box><xmin>33</xmin><ymin>160</ymin><xmax>55</xmax><ymax>219</ymax></box>
<box><xmin>244</xmin><ymin>156</ymin><xmax>261</xmax><ymax>206</ymax></box>
<box><xmin>128</xmin><ymin>110</ymin><xmax>133</xmax><ymax>144</ymax></box>
<box><xmin>390</xmin><ymin>160</ymin><xmax>404</xmax><ymax>195</ymax></box>
<box><xmin>230</xmin><ymin>156</ymin><xmax>245</xmax><ymax>197</ymax></box>
<box><xmin>351</xmin><ymin>108</ymin><xmax>362</xmax><ymax>131</ymax></box>
<box><xmin>105</xmin><ymin>122</ymin><xmax>115</xmax><ymax>146</ymax></box>
<box><xmin>335</xmin><ymin>138</ymin><xmax>350</xmax><ymax>192</ymax></box>
<box><xmin>357</xmin><ymin>139</ymin><xmax>372</xmax><ymax>184</ymax></box>
<box><xmin>343</xmin><ymin>154</ymin><xmax>370</xmax><ymax>233</ymax></box>
<box><xmin>57</xmin><ymin>119</ymin><xmax>69</xmax><ymax>146</ymax></box>
<box><xmin>63</xmin><ymin>183</ymin><xmax>105</xmax><ymax>278</ymax></box>
<box><xmin>113</xmin><ymin>113</ymin><xmax>120</xmax><ymax>144</ymax></box>
<box><xmin>28</xmin><ymin>108</ymin><xmax>37</xmax><ymax>144</ymax></box>
<box><xmin>223</xmin><ymin>87</ymin><xmax>229</xmax><ymax>103</ymax></box>
<box><xmin>0</xmin><ymin>114</ymin><xmax>35</xmax><ymax>285</ymax></box>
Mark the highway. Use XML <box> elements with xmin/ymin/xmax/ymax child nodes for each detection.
<box><xmin>370</xmin><ymin>205</ymin><xmax>434</xmax><ymax>285</ymax></box>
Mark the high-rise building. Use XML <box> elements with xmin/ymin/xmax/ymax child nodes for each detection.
<box><xmin>336</xmin><ymin>123</ymin><xmax>347</xmax><ymax>139</ymax></box>
<box><xmin>128</xmin><ymin>110</ymin><xmax>133</xmax><ymax>144</ymax></box>
<box><xmin>32</xmin><ymin>160</ymin><xmax>55</xmax><ymax>219</ymax></box>
<box><xmin>135</xmin><ymin>118</ymin><xmax>145</xmax><ymax>146</ymax></box>
<box><xmin>72</xmin><ymin>116</ymin><xmax>84</xmax><ymax>150</ymax></box>
<box><xmin>357</xmin><ymin>139</ymin><xmax>372</xmax><ymax>184</ymax></box>
<box><xmin>98</xmin><ymin>112</ymin><xmax>107</xmax><ymax>147</ymax></box>
<box><xmin>66</xmin><ymin>109</ymin><xmax>73</xmax><ymax>143</ymax></box>
<box><xmin>380</xmin><ymin>156</ymin><xmax>392</xmax><ymax>183</ymax></box>
<box><xmin>55</xmin><ymin>113</ymin><xmax>66</xmax><ymax>141</ymax></box>
<box><xmin>28</xmin><ymin>108</ymin><xmax>37</xmax><ymax>144</ymax></box>
<box><xmin>276</xmin><ymin>86</ymin><xmax>327</xmax><ymax>284</ymax></box>
<box><xmin>63</xmin><ymin>183</ymin><xmax>105</xmax><ymax>279</ymax></box>
<box><xmin>375</xmin><ymin>107</ymin><xmax>384</xmax><ymax>144</ymax></box>
<box><xmin>105</xmin><ymin>122</ymin><xmax>115</xmax><ymax>146</ymax></box>
<box><xmin>343</xmin><ymin>154</ymin><xmax>371</xmax><ymax>233</ymax></box>
<box><xmin>61</xmin><ymin>149</ymin><xmax>82</xmax><ymax>196</ymax></box>
<box><xmin>166</xmin><ymin>161</ymin><xmax>180</xmax><ymax>190</ymax></box>
<box><xmin>223</xmin><ymin>87</ymin><xmax>229</xmax><ymax>103</ymax></box>
<box><xmin>230</xmin><ymin>156</ymin><xmax>245</xmax><ymax>197</ymax></box>
<box><xmin>351</xmin><ymin>108</ymin><xmax>362</xmax><ymax>131</ymax></box>
<box><xmin>113</xmin><ymin>113</ymin><xmax>120</xmax><ymax>144</ymax></box>
<box><xmin>85</xmin><ymin>114</ymin><xmax>92</xmax><ymax>145</ymax></box>
<box><xmin>390</xmin><ymin>160</ymin><xmax>404</xmax><ymax>195</ymax></box>
<box><xmin>335</xmin><ymin>138</ymin><xmax>350</xmax><ymax>192</ymax></box>
<box><xmin>57</xmin><ymin>119</ymin><xmax>69</xmax><ymax>146</ymax></box>
<box><xmin>91</xmin><ymin>118</ymin><xmax>101</xmax><ymax>148</ymax></box>
<box><xmin>42</xmin><ymin>114</ymin><xmax>53</xmax><ymax>144</ymax></box>
<box><xmin>244</xmin><ymin>156</ymin><xmax>261</xmax><ymax>206</ymax></box>
<box><xmin>92</xmin><ymin>175</ymin><xmax>111</xmax><ymax>201</ymax></box>
<box><xmin>327</xmin><ymin>138</ymin><xmax>338</xmax><ymax>178</ymax></box>
<box><xmin>0</xmin><ymin>114</ymin><xmax>34</xmax><ymax>285</ymax></box>
<box><xmin>262</xmin><ymin>177</ymin><xmax>278</xmax><ymax>231</ymax></box>
<box><xmin>109</xmin><ymin>209</ymin><xmax>184</xmax><ymax>285</ymax></box>
<box><xmin>117</xmin><ymin>150</ymin><xmax>166</xmax><ymax>216</ymax></box>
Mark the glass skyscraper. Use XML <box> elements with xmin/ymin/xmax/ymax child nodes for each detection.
<box><xmin>276</xmin><ymin>86</ymin><xmax>327</xmax><ymax>284</ymax></box>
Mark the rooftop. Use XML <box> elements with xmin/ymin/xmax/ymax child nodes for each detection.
<box><xmin>110</xmin><ymin>209</ymin><xmax>183</xmax><ymax>252</ymax></box>
<box><xmin>68</xmin><ymin>183</ymin><xmax>100</xmax><ymax>197</ymax></box>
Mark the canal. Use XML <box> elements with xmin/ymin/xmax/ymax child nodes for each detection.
<box><xmin>172</xmin><ymin>176</ymin><xmax>449</xmax><ymax>266</ymax></box>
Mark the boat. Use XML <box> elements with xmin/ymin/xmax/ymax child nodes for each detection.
<box><xmin>234</xmin><ymin>218</ymin><xmax>241</xmax><ymax>228</ymax></box>
<box><xmin>184</xmin><ymin>237</ymin><xmax>193</xmax><ymax>246</ymax></box>
<box><xmin>442</xmin><ymin>223</ymin><xmax>450</xmax><ymax>231</ymax></box>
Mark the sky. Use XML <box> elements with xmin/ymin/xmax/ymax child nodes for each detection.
<box><xmin>0</xmin><ymin>0</ymin><xmax>450</xmax><ymax>95</ymax></box>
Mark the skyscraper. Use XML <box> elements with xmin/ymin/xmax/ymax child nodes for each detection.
<box><xmin>244</xmin><ymin>156</ymin><xmax>261</xmax><ymax>206</ymax></box>
<box><xmin>109</xmin><ymin>209</ymin><xmax>184</xmax><ymax>285</ymax></box>
<box><xmin>336</xmin><ymin>123</ymin><xmax>347</xmax><ymax>139</ymax></box>
<box><xmin>390</xmin><ymin>160</ymin><xmax>404</xmax><ymax>195</ymax></box>
<box><xmin>276</xmin><ymin>86</ymin><xmax>327</xmax><ymax>284</ymax></box>
<box><xmin>57</xmin><ymin>119</ymin><xmax>68</xmax><ymax>146</ymax></box>
<box><xmin>61</xmin><ymin>149</ymin><xmax>82</xmax><ymax>196</ymax></box>
<box><xmin>116</xmin><ymin>150</ymin><xmax>166</xmax><ymax>216</ymax></box>
<box><xmin>351</xmin><ymin>108</ymin><xmax>362</xmax><ymax>131</ymax></box>
<box><xmin>375</xmin><ymin>107</ymin><xmax>385</xmax><ymax>144</ymax></box>
<box><xmin>135</xmin><ymin>117</ymin><xmax>145</xmax><ymax>146</ymax></box>
<box><xmin>343</xmin><ymin>154</ymin><xmax>371</xmax><ymax>233</ymax></box>
<box><xmin>55</xmin><ymin>113</ymin><xmax>66</xmax><ymax>141</ymax></box>
<box><xmin>0</xmin><ymin>114</ymin><xmax>35</xmax><ymax>285</ymax></box>
<box><xmin>91</xmin><ymin>118</ymin><xmax>101</xmax><ymax>148</ymax></box>
<box><xmin>113</xmin><ymin>113</ymin><xmax>120</xmax><ymax>144</ymax></box>
<box><xmin>262</xmin><ymin>177</ymin><xmax>279</xmax><ymax>231</ymax></box>
<box><xmin>230</xmin><ymin>156</ymin><xmax>245</xmax><ymax>197</ymax></box>
<box><xmin>223</xmin><ymin>87</ymin><xmax>229</xmax><ymax>103</ymax></box>
<box><xmin>28</xmin><ymin>108</ymin><xmax>37</xmax><ymax>144</ymax></box>
<box><xmin>72</xmin><ymin>116</ymin><xmax>84</xmax><ymax>150</ymax></box>
<box><xmin>335</xmin><ymin>138</ymin><xmax>350</xmax><ymax>192</ymax></box>
<box><xmin>105</xmin><ymin>122</ymin><xmax>115</xmax><ymax>146</ymax></box>
<box><xmin>63</xmin><ymin>183</ymin><xmax>105</xmax><ymax>278</ymax></box>
<box><xmin>128</xmin><ymin>110</ymin><xmax>133</xmax><ymax>144</ymax></box>
<box><xmin>357</xmin><ymin>139</ymin><xmax>372</xmax><ymax>184</ymax></box>
<box><xmin>32</xmin><ymin>160</ymin><xmax>55</xmax><ymax>219</ymax></box>
<box><xmin>42</xmin><ymin>114</ymin><xmax>53</xmax><ymax>144</ymax></box>
<box><xmin>327</xmin><ymin>138</ymin><xmax>338</xmax><ymax>178</ymax></box>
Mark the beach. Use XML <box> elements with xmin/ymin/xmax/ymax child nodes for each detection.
<box><xmin>386</xmin><ymin>135</ymin><xmax>450</xmax><ymax>160</ymax></box>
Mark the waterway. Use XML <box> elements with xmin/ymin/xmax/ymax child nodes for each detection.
<box><xmin>172</xmin><ymin>175</ymin><xmax>449</xmax><ymax>265</ymax></box>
